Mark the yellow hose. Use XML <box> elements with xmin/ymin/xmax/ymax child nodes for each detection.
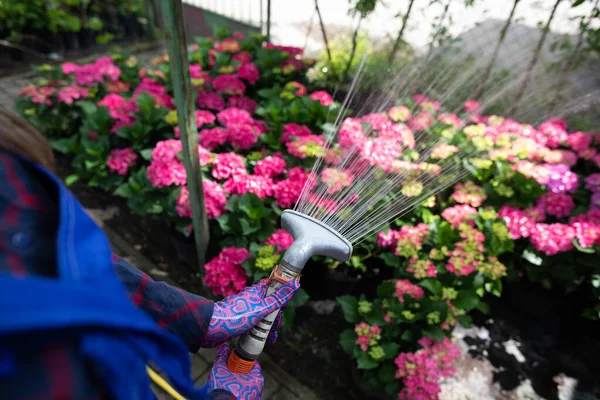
<box><xmin>146</xmin><ymin>365</ymin><xmax>187</xmax><ymax>400</ymax></box>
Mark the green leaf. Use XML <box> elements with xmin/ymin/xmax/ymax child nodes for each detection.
<box><xmin>377</xmin><ymin>363</ymin><xmax>397</xmax><ymax>384</ymax></box>
<box><xmin>572</xmin><ymin>0</ymin><xmax>585</xmax><ymax>7</ymax></box>
<box><xmin>146</xmin><ymin>203</ymin><xmax>163</xmax><ymax>214</ymax></box>
<box><xmin>240</xmin><ymin>218</ymin><xmax>260</xmax><ymax>235</ymax></box>
<box><xmin>357</xmin><ymin>352</ymin><xmax>379</xmax><ymax>370</ymax></box>
<box><xmin>522</xmin><ymin>249</ymin><xmax>543</xmax><ymax>266</ymax></box>
<box><xmin>400</xmin><ymin>330</ymin><xmax>414</xmax><ymax>342</ymax></box>
<box><xmin>377</xmin><ymin>280</ymin><xmax>395</xmax><ymax>297</ymax></box>
<box><xmin>422</xmin><ymin>326</ymin><xmax>445</xmax><ymax>341</ymax></box>
<box><xmin>339</xmin><ymin>329</ymin><xmax>356</xmax><ymax>355</ymax></box>
<box><xmin>135</xmin><ymin>92</ymin><xmax>156</xmax><ymax>116</ymax></box>
<box><xmin>380</xmin><ymin>252</ymin><xmax>401</xmax><ymax>268</ymax></box>
<box><xmin>336</xmin><ymin>295</ymin><xmax>359</xmax><ymax>323</ymax></box>
<box><xmin>64</xmin><ymin>174</ymin><xmax>79</xmax><ymax>186</ymax></box>
<box><xmin>381</xmin><ymin>342</ymin><xmax>401</xmax><ymax>360</ymax></box>
<box><xmin>476</xmin><ymin>301</ymin><xmax>490</xmax><ymax>314</ymax></box>
<box><xmin>289</xmin><ymin>288</ymin><xmax>310</xmax><ymax>307</ymax></box>
<box><xmin>457</xmin><ymin>314</ymin><xmax>473</xmax><ymax>327</ymax></box>
<box><xmin>140</xmin><ymin>148</ymin><xmax>154</xmax><ymax>161</ymax></box>
<box><xmin>282</xmin><ymin>307</ymin><xmax>295</xmax><ymax>328</ymax></box>
<box><xmin>573</xmin><ymin>237</ymin><xmax>596</xmax><ymax>254</ymax></box>
<box><xmin>50</xmin><ymin>137</ymin><xmax>76</xmax><ymax>153</ymax></box>
<box><xmin>114</xmin><ymin>183</ymin><xmax>134</xmax><ymax>198</ymax></box>
<box><xmin>437</xmin><ymin>221</ymin><xmax>455</xmax><ymax>246</ymax></box>
<box><xmin>452</xmin><ymin>290</ymin><xmax>479</xmax><ymax>310</ymax></box>
<box><xmin>420</xmin><ymin>279</ymin><xmax>442</xmax><ymax>296</ymax></box>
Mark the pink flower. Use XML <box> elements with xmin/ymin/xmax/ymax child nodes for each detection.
<box><xmin>199</xmin><ymin>127</ymin><xmax>228</xmax><ymax>150</ymax></box>
<box><xmin>147</xmin><ymin>159</ymin><xmax>187</xmax><ymax>188</ymax></box>
<box><xmin>591</xmin><ymin>193</ymin><xmax>600</xmax><ymax>210</ymax></box>
<box><xmin>339</xmin><ymin>118</ymin><xmax>367</xmax><ymax>150</ymax></box>
<box><xmin>214</xmin><ymin>38</ymin><xmax>241</xmax><ymax>53</ymax></box>
<box><xmin>320</xmin><ymin>168</ymin><xmax>355</xmax><ymax>194</ymax></box>
<box><xmin>430</xmin><ymin>143</ymin><xmax>459</xmax><ymax>160</ymax></box>
<box><xmin>272</xmin><ymin>177</ymin><xmax>305</xmax><ymax>208</ymax></box>
<box><xmin>442</xmin><ymin>205</ymin><xmax>477</xmax><ymax>228</ymax></box>
<box><xmin>197</xmin><ymin>91</ymin><xmax>225</xmax><ymax>111</ymax></box>
<box><xmin>287</xmin><ymin>81</ymin><xmax>306</xmax><ymax>96</ymax></box>
<box><xmin>19</xmin><ymin>85</ymin><xmax>55</xmax><ymax>105</ymax></box>
<box><xmin>212</xmin><ymin>152</ymin><xmax>246</xmax><ymax>180</ymax></box>
<box><xmin>309</xmin><ymin>90</ymin><xmax>334</xmax><ymax>106</ymax></box>
<box><xmin>254</xmin><ymin>156</ymin><xmax>287</xmax><ymax>178</ymax></box>
<box><xmin>394</xmin><ymin>279</ymin><xmax>425</xmax><ymax>303</ymax></box>
<box><xmin>287</xmin><ymin>135</ymin><xmax>326</xmax><ymax>159</ymax></box>
<box><xmin>227</xmin><ymin>96</ymin><xmax>257</xmax><ymax>114</ymax></box>
<box><xmin>585</xmin><ymin>174</ymin><xmax>600</xmax><ymax>193</ymax></box>
<box><xmin>226</xmin><ymin>124</ymin><xmax>259</xmax><ymax>150</ymax></box>
<box><xmin>438</xmin><ymin>113</ymin><xmax>461</xmax><ymax>129</ymax></box>
<box><xmin>530</xmin><ymin>223</ymin><xmax>575</xmax><ymax>255</ymax></box>
<box><xmin>57</xmin><ymin>85</ymin><xmax>88</xmax><ymax>104</ymax></box>
<box><xmin>388</xmin><ymin>105</ymin><xmax>412</xmax><ymax>122</ymax></box>
<box><xmin>213</xmin><ymin>74</ymin><xmax>246</xmax><ymax>96</ymax></box>
<box><xmin>223</xmin><ymin>174</ymin><xmax>274</xmax><ymax>199</ymax></box>
<box><xmin>62</xmin><ymin>63</ymin><xmax>79</xmax><ymax>74</ymax></box>
<box><xmin>64</xmin><ymin>57</ymin><xmax>121</xmax><ymax>86</ymax></box>
<box><xmin>571</xmin><ymin>221</ymin><xmax>600</xmax><ymax>248</ymax></box>
<box><xmin>499</xmin><ymin>206</ymin><xmax>535</xmax><ymax>239</ymax></box>
<box><xmin>237</xmin><ymin>63</ymin><xmax>260</xmax><ymax>84</ymax></box>
<box><xmin>538</xmin><ymin>193</ymin><xmax>575</xmax><ymax>219</ymax></box>
<box><xmin>543</xmin><ymin>149</ymin><xmax>578</xmax><ymax>167</ymax></box>
<box><xmin>189</xmin><ymin>64</ymin><xmax>203</xmax><ymax>79</ymax></box>
<box><xmin>205</xmin><ymin>247</ymin><xmax>250</xmax><ymax>297</ymax></box>
<box><xmin>264</xmin><ymin>229</ymin><xmax>294</xmax><ymax>252</ymax></box>
<box><xmin>232</xmin><ymin>51</ymin><xmax>253</xmax><ymax>64</ymax></box>
<box><xmin>464</xmin><ymin>99</ymin><xmax>480</xmax><ymax>113</ymax></box>
<box><xmin>97</xmin><ymin>94</ymin><xmax>138</xmax><ymax>132</ymax></box>
<box><xmin>361</xmin><ymin>113</ymin><xmax>392</xmax><ymax>131</ymax></box>
<box><xmin>106</xmin><ymin>80</ymin><xmax>130</xmax><ymax>93</ymax></box>
<box><xmin>539</xmin><ymin>121</ymin><xmax>568</xmax><ymax>148</ymax></box>
<box><xmin>217</xmin><ymin>107</ymin><xmax>253</xmax><ymax>127</ymax></box>
<box><xmin>281</xmin><ymin>123</ymin><xmax>312</xmax><ymax>143</ymax></box>
<box><xmin>566</xmin><ymin>131</ymin><xmax>592</xmax><ymax>152</ymax></box>
<box><xmin>451</xmin><ymin>181</ymin><xmax>487</xmax><ymax>207</ymax></box>
<box><xmin>579</xmin><ymin>148</ymin><xmax>597</xmax><ymax>160</ymax></box>
<box><xmin>133</xmin><ymin>77</ymin><xmax>173</xmax><ymax>108</ymax></box>
<box><xmin>407</xmin><ymin>258</ymin><xmax>437</xmax><ymax>279</ymax></box>
<box><xmin>545</xmin><ymin>164</ymin><xmax>579</xmax><ymax>194</ymax></box>
<box><xmin>107</xmin><ymin>148</ymin><xmax>137</xmax><ymax>175</ymax></box>
<box><xmin>410</xmin><ymin>111</ymin><xmax>434</xmax><ymax>131</ymax></box>
<box><xmin>361</xmin><ymin>137</ymin><xmax>402</xmax><ymax>170</ymax></box>
<box><xmin>176</xmin><ymin>180</ymin><xmax>227</xmax><ymax>219</ymax></box>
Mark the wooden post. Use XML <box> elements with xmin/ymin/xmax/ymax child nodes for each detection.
<box><xmin>161</xmin><ymin>0</ymin><xmax>210</xmax><ymax>270</ymax></box>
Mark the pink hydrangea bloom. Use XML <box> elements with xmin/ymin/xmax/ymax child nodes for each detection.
<box><xmin>499</xmin><ymin>205</ymin><xmax>535</xmax><ymax>239</ymax></box>
<box><xmin>63</xmin><ymin>56</ymin><xmax>121</xmax><ymax>86</ymax></box>
<box><xmin>214</xmin><ymin>38</ymin><xmax>241</xmax><ymax>53</ymax></box>
<box><xmin>394</xmin><ymin>279</ymin><xmax>425</xmax><ymax>303</ymax></box>
<box><xmin>464</xmin><ymin>99</ymin><xmax>480</xmax><ymax>113</ymax></box>
<box><xmin>217</xmin><ymin>107</ymin><xmax>253</xmax><ymax>127</ymax></box>
<box><xmin>19</xmin><ymin>85</ymin><xmax>55</xmax><ymax>105</ymax></box>
<box><xmin>264</xmin><ymin>229</ymin><xmax>294</xmax><ymax>252</ymax></box>
<box><xmin>442</xmin><ymin>205</ymin><xmax>477</xmax><ymax>228</ymax></box>
<box><xmin>361</xmin><ymin>113</ymin><xmax>392</xmax><ymax>131</ymax></box>
<box><xmin>204</xmin><ymin>247</ymin><xmax>250</xmax><ymax>297</ymax></box>
<box><xmin>571</xmin><ymin>221</ymin><xmax>600</xmax><ymax>248</ymax></box>
<box><xmin>287</xmin><ymin>81</ymin><xmax>307</xmax><ymax>96</ymax></box>
<box><xmin>566</xmin><ymin>131</ymin><xmax>592</xmax><ymax>152</ymax></box>
<box><xmin>57</xmin><ymin>85</ymin><xmax>89</xmax><ymax>104</ymax></box>
<box><xmin>226</xmin><ymin>124</ymin><xmax>259</xmax><ymax>150</ymax></box>
<box><xmin>545</xmin><ymin>164</ymin><xmax>579</xmax><ymax>194</ymax></box>
<box><xmin>579</xmin><ymin>148</ymin><xmax>597</xmax><ymax>160</ymax></box>
<box><xmin>147</xmin><ymin>159</ymin><xmax>187</xmax><ymax>188</ymax></box>
<box><xmin>281</xmin><ymin>123</ymin><xmax>312</xmax><ymax>143</ymax></box>
<box><xmin>530</xmin><ymin>223</ymin><xmax>575</xmax><ymax>255</ymax></box>
<box><xmin>199</xmin><ymin>127</ymin><xmax>228</xmax><ymax>150</ymax></box>
<box><xmin>107</xmin><ymin>148</ymin><xmax>137</xmax><ymax>175</ymax></box>
<box><xmin>320</xmin><ymin>168</ymin><xmax>355</xmax><ymax>194</ymax></box>
<box><xmin>309</xmin><ymin>90</ymin><xmax>334</xmax><ymax>106</ymax></box>
<box><xmin>254</xmin><ymin>156</ymin><xmax>287</xmax><ymax>178</ymax></box>
<box><xmin>339</xmin><ymin>118</ymin><xmax>367</xmax><ymax>150</ymax></box>
<box><xmin>106</xmin><ymin>80</ymin><xmax>130</xmax><ymax>93</ymax></box>
<box><xmin>543</xmin><ymin>149</ymin><xmax>578</xmax><ymax>167</ymax></box>
<box><xmin>354</xmin><ymin>322</ymin><xmax>382</xmax><ymax>352</ymax></box>
<box><xmin>410</xmin><ymin>111</ymin><xmax>434</xmax><ymax>131</ymax></box>
<box><xmin>237</xmin><ymin>63</ymin><xmax>260</xmax><ymax>84</ymax></box>
<box><xmin>197</xmin><ymin>91</ymin><xmax>225</xmax><ymax>111</ymax></box>
<box><xmin>97</xmin><ymin>93</ymin><xmax>138</xmax><ymax>132</ymax></box>
<box><xmin>272</xmin><ymin>178</ymin><xmax>304</xmax><ymax>208</ymax></box>
<box><xmin>212</xmin><ymin>152</ymin><xmax>246</xmax><ymax>180</ymax></box>
<box><xmin>213</xmin><ymin>74</ymin><xmax>246</xmax><ymax>96</ymax></box>
<box><xmin>361</xmin><ymin>137</ymin><xmax>402</xmax><ymax>170</ymax></box>
<box><xmin>584</xmin><ymin>173</ymin><xmax>600</xmax><ymax>193</ymax></box>
<box><xmin>223</xmin><ymin>174</ymin><xmax>274</xmax><ymax>199</ymax></box>
<box><xmin>438</xmin><ymin>113</ymin><xmax>461</xmax><ymax>128</ymax></box>
<box><xmin>133</xmin><ymin>77</ymin><xmax>173</xmax><ymax>108</ymax></box>
<box><xmin>189</xmin><ymin>64</ymin><xmax>202</xmax><ymax>79</ymax></box>
<box><xmin>388</xmin><ymin>105</ymin><xmax>411</xmax><ymax>122</ymax></box>
<box><xmin>287</xmin><ymin>135</ymin><xmax>326</xmax><ymax>159</ymax></box>
<box><xmin>430</xmin><ymin>143</ymin><xmax>459</xmax><ymax>160</ymax></box>
<box><xmin>407</xmin><ymin>258</ymin><xmax>437</xmax><ymax>279</ymax></box>
<box><xmin>539</xmin><ymin>121</ymin><xmax>568</xmax><ymax>148</ymax></box>
<box><xmin>591</xmin><ymin>193</ymin><xmax>600</xmax><ymax>210</ymax></box>
<box><xmin>232</xmin><ymin>51</ymin><xmax>253</xmax><ymax>64</ymax></box>
<box><xmin>227</xmin><ymin>96</ymin><xmax>257</xmax><ymax>114</ymax></box>
<box><xmin>451</xmin><ymin>181</ymin><xmax>487</xmax><ymax>207</ymax></box>
<box><xmin>176</xmin><ymin>181</ymin><xmax>227</xmax><ymax>219</ymax></box>
<box><xmin>538</xmin><ymin>193</ymin><xmax>575</xmax><ymax>219</ymax></box>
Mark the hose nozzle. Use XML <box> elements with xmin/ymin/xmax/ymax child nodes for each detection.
<box><xmin>228</xmin><ymin>210</ymin><xmax>352</xmax><ymax>372</ymax></box>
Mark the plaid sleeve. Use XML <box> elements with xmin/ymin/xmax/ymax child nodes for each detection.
<box><xmin>112</xmin><ymin>256</ymin><xmax>215</xmax><ymax>353</ymax></box>
<box><xmin>209</xmin><ymin>389</ymin><xmax>236</xmax><ymax>400</ymax></box>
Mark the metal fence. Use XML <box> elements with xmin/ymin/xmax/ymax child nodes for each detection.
<box><xmin>181</xmin><ymin>0</ymin><xmax>267</xmax><ymax>32</ymax></box>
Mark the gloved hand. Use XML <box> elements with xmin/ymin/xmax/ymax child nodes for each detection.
<box><xmin>208</xmin><ymin>343</ymin><xmax>263</xmax><ymax>400</ymax></box>
<box><xmin>202</xmin><ymin>279</ymin><xmax>300</xmax><ymax>348</ymax></box>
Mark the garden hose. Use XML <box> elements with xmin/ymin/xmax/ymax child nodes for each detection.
<box><xmin>147</xmin><ymin>365</ymin><xmax>186</xmax><ymax>400</ymax></box>
<box><xmin>227</xmin><ymin>210</ymin><xmax>353</xmax><ymax>374</ymax></box>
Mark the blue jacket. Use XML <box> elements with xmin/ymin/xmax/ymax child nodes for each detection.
<box><xmin>0</xmin><ymin>154</ymin><xmax>223</xmax><ymax>400</ymax></box>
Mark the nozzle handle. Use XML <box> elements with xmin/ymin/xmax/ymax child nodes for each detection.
<box><xmin>227</xmin><ymin>264</ymin><xmax>299</xmax><ymax>374</ymax></box>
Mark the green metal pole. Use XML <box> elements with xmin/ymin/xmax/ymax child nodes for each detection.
<box><xmin>266</xmin><ymin>0</ymin><xmax>271</xmax><ymax>40</ymax></box>
<box><xmin>161</xmin><ymin>0</ymin><xmax>210</xmax><ymax>270</ymax></box>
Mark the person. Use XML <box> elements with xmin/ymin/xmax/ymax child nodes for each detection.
<box><xmin>0</xmin><ymin>107</ymin><xmax>300</xmax><ymax>400</ymax></box>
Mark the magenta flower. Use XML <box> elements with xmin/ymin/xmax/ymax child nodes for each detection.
<box><xmin>232</xmin><ymin>51</ymin><xmax>253</xmax><ymax>64</ymax></box>
<box><xmin>213</xmin><ymin>74</ymin><xmax>246</xmax><ymax>96</ymax></box>
<box><xmin>106</xmin><ymin>80</ymin><xmax>130</xmax><ymax>93</ymax></box>
<box><xmin>199</xmin><ymin>127</ymin><xmax>227</xmax><ymax>150</ymax></box>
<box><xmin>451</xmin><ymin>181</ymin><xmax>487</xmax><ymax>207</ymax></box>
<box><xmin>197</xmin><ymin>91</ymin><xmax>225</xmax><ymax>111</ymax></box>
<box><xmin>189</xmin><ymin>64</ymin><xmax>203</xmax><ymax>79</ymax></box>
<box><xmin>585</xmin><ymin>173</ymin><xmax>600</xmax><ymax>193</ymax></box>
<box><xmin>254</xmin><ymin>156</ymin><xmax>287</xmax><ymax>178</ymax></box>
<box><xmin>394</xmin><ymin>279</ymin><xmax>425</xmax><ymax>303</ymax></box>
<box><xmin>361</xmin><ymin>113</ymin><xmax>392</xmax><ymax>131</ymax></box>
<box><xmin>147</xmin><ymin>159</ymin><xmax>187</xmax><ymax>188</ymax></box>
<box><xmin>212</xmin><ymin>152</ymin><xmax>246</xmax><ymax>180</ymax></box>
<box><xmin>442</xmin><ymin>205</ymin><xmax>477</xmax><ymax>228</ymax></box>
<box><xmin>217</xmin><ymin>107</ymin><xmax>253</xmax><ymax>127</ymax></box>
<box><xmin>272</xmin><ymin>178</ymin><xmax>305</xmax><ymax>208</ymax></box>
<box><xmin>387</xmin><ymin>105</ymin><xmax>411</xmax><ymax>122</ymax></box>
<box><xmin>339</xmin><ymin>118</ymin><xmax>367</xmax><ymax>150</ymax></box>
<box><xmin>223</xmin><ymin>174</ymin><xmax>274</xmax><ymax>199</ymax></box>
<box><xmin>176</xmin><ymin>180</ymin><xmax>227</xmax><ymax>220</ymax></box>
<box><xmin>57</xmin><ymin>85</ymin><xmax>88</xmax><ymax>104</ymax></box>
<box><xmin>133</xmin><ymin>77</ymin><xmax>173</xmax><ymax>108</ymax></box>
<box><xmin>530</xmin><ymin>223</ymin><xmax>575</xmax><ymax>255</ymax></box>
<box><xmin>463</xmin><ymin>99</ymin><xmax>480</xmax><ymax>113</ymax></box>
<box><xmin>566</xmin><ymin>131</ymin><xmax>593</xmax><ymax>152</ymax></box>
<box><xmin>571</xmin><ymin>221</ymin><xmax>600</xmax><ymax>249</ymax></box>
<box><xmin>237</xmin><ymin>63</ymin><xmax>260</xmax><ymax>84</ymax></box>
<box><xmin>264</xmin><ymin>229</ymin><xmax>294</xmax><ymax>252</ymax></box>
<box><xmin>107</xmin><ymin>148</ymin><xmax>137</xmax><ymax>175</ymax></box>
<box><xmin>545</xmin><ymin>164</ymin><xmax>579</xmax><ymax>194</ymax></box>
<box><xmin>287</xmin><ymin>81</ymin><xmax>307</xmax><ymax>96</ymax></box>
<box><xmin>409</xmin><ymin>111</ymin><xmax>434</xmax><ymax>131</ymax></box>
<box><xmin>204</xmin><ymin>247</ymin><xmax>250</xmax><ymax>296</ymax></box>
<box><xmin>539</xmin><ymin>120</ymin><xmax>568</xmax><ymax>148</ymax></box>
<box><xmin>407</xmin><ymin>258</ymin><xmax>437</xmax><ymax>279</ymax></box>
<box><xmin>499</xmin><ymin>205</ymin><xmax>535</xmax><ymax>239</ymax></box>
<box><xmin>281</xmin><ymin>123</ymin><xmax>312</xmax><ymax>144</ymax></box>
<box><xmin>226</xmin><ymin>124</ymin><xmax>259</xmax><ymax>150</ymax></box>
<box><xmin>286</xmin><ymin>135</ymin><xmax>326</xmax><ymax>159</ymax></box>
<box><xmin>538</xmin><ymin>193</ymin><xmax>575</xmax><ymax>219</ymax></box>
<box><xmin>361</xmin><ymin>137</ymin><xmax>402</xmax><ymax>170</ymax></box>
<box><xmin>309</xmin><ymin>90</ymin><xmax>334</xmax><ymax>106</ymax></box>
<box><xmin>227</xmin><ymin>96</ymin><xmax>257</xmax><ymax>114</ymax></box>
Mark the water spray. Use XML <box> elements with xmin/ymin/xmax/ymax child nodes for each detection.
<box><xmin>227</xmin><ymin>210</ymin><xmax>353</xmax><ymax>373</ymax></box>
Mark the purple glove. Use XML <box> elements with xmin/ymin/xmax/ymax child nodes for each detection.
<box><xmin>202</xmin><ymin>279</ymin><xmax>300</xmax><ymax>348</ymax></box>
<box><xmin>208</xmin><ymin>343</ymin><xmax>263</xmax><ymax>400</ymax></box>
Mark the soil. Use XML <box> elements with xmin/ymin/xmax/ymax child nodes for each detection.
<box><xmin>55</xmin><ymin>157</ymin><xmax>600</xmax><ymax>400</ymax></box>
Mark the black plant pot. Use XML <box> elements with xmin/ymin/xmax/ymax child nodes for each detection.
<box><xmin>64</xmin><ymin>31</ymin><xmax>80</xmax><ymax>54</ymax></box>
<box><xmin>122</xmin><ymin>14</ymin><xmax>139</xmax><ymax>41</ymax></box>
<box><xmin>78</xmin><ymin>28</ymin><xmax>96</xmax><ymax>51</ymax></box>
<box><xmin>51</xmin><ymin>33</ymin><xmax>66</xmax><ymax>55</ymax></box>
<box><xmin>170</xmin><ymin>233</ymin><xmax>200</xmax><ymax>271</ymax></box>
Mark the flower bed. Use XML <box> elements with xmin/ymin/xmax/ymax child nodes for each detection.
<box><xmin>16</xmin><ymin>31</ymin><xmax>600</xmax><ymax>400</ymax></box>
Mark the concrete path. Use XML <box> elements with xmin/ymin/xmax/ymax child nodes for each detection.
<box><xmin>86</xmin><ymin>207</ymin><xmax>320</xmax><ymax>400</ymax></box>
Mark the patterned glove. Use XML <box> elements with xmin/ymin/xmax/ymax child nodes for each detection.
<box><xmin>208</xmin><ymin>343</ymin><xmax>263</xmax><ymax>400</ymax></box>
<box><xmin>202</xmin><ymin>279</ymin><xmax>300</xmax><ymax>348</ymax></box>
